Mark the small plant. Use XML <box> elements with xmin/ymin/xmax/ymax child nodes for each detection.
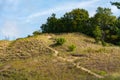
<box><xmin>27</xmin><ymin>35</ymin><xmax>32</xmax><ymax>38</ymax></box>
<box><xmin>97</xmin><ymin>70</ymin><xmax>107</xmax><ymax>76</ymax></box>
<box><xmin>55</xmin><ymin>38</ymin><xmax>66</xmax><ymax>45</ymax></box>
<box><xmin>33</xmin><ymin>30</ymin><xmax>41</xmax><ymax>36</ymax></box>
<box><xmin>102</xmin><ymin>40</ymin><xmax>107</xmax><ymax>46</ymax></box>
<box><xmin>68</xmin><ymin>44</ymin><xmax>76</xmax><ymax>51</ymax></box>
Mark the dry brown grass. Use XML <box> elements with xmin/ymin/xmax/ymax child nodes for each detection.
<box><xmin>0</xmin><ymin>37</ymin><xmax>55</xmax><ymax>62</ymax></box>
<box><xmin>44</xmin><ymin>33</ymin><xmax>120</xmax><ymax>77</ymax></box>
<box><xmin>0</xmin><ymin>33</ymin><xmax>120</xmax><ymax>79</ymax></box>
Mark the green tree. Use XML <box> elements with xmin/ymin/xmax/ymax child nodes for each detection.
<box><xmin>62</xmin><ymin>8</ymin><xmax>89</xmax><ymax>32</ymax></box>
<box><xmin>93</xmin><ymin>7</ymin><xmax>116</xmax><ymax>42</ymax></box>
<box><xmin>41</xmin><ymin>13</ymin><xmax>58</xmax><ymax>33</ymax></box>
<box><xmin>40</xmin><ymin>7</ymin><xmax>119</xmax><ymax>45</ymax></box>
<box><xmin>111</xmin><ymin>2</ymin><xmax>120</xmax><ymax>9</ymax></box>
<box><xmin>93</xmin><ymin>26</ymin><xmax>102</xmax><ymax>43</ymax></box>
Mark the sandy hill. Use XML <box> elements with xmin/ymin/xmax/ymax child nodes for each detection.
<box><xmin>0</xmin><ymin>33</ymin><xmax>120</xmax><ymax>80</ymax></box>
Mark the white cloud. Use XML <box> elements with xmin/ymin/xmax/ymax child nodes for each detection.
<box><xmin>0</xmin><ymin>21</ymin><xmax>19</xmax><ymax>39</ymax></box>
<box><xmin>26</xmin><ymin>0</ymin><xmax>99</xmax><ymax>22</ymax></box>
<box><xmin>111</xmin><ymin>6</ymin><xmax>120</xmax><ymax>16</ymax></box>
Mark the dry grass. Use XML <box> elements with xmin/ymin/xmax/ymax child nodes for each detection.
<box><xmin>0</xmin><ymin>37</ymin><xmax>54</xmax><ymax>62</ymax></box>
<box><xmin>45</xmin><ymin>33</ymin><xmax>120</xmax><ymax>78</ymax></box>
<box><xmin>0</xmin><ymin>33</ymin><xmax>120</xmax><ymax>80</ymax></box>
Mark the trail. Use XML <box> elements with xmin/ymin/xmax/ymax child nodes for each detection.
<box><xmin>73</xmin><ymin>63</ymin><xmax>104</xmax><ymax>78</ymax></box>
<box><xmin>47</xmin><ymin>45</ymin><xmax>104</xmax><ymax>79</ymax></box>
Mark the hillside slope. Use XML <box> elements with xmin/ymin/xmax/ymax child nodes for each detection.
<box><xmin>0</xmin><ymin>33</ymin><xmax>120</xmax><ymax>80</ymax></box>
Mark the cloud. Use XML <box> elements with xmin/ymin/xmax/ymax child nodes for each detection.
<box><xmin>26</xmin><ymin>0</ymin><xmax>99</xmax><ymax>22</ymax></box>
<box><xmin>111</xmin><ymin>6</ymin><xmax>120</xmax><ymax>16</ymax></box>
<box><xmin>0</xmin><ymin>21</ymin><xmax>19</xmax><ymax>39</ymax></box>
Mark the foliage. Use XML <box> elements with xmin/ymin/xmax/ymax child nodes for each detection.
<box><xmin>41</xmin><ymin>9</ymin><xmax>89</xmax><ymax>33</ymax></box>
<box><xmin>68</xmin><ymin>44</ymin><xmax>76</xmax><ymax>51</ymax></box>
<box><xmin>33</xmin><ymin>30</ymin><xmax>41</xmax><ymax>36</ymax></box>
<box><xmin>27</xmin><ymin>35</ymin><xmax>32</xmax><ymax>38</ymax></box>
<box><xmin>55</xmin><ymin>38</ymin><xmax>66</xmax><ymax>45</ymax></box>
<box><xmin>41</xmin><ymin>13</ymin><xmax>58</xmax><ymax>33</ymax></box>
<box><xmin>111</xmin><ymin>2</ymin><xmax>120</xmax><ymax>9</ymax></box>
<box><xmin>93</xmin><ymin>26</ymin><xmax>102</xmax><ymax>43</ymax></box>
<box><xmin>102</xmin><ymin>40</ymin><xmax>107</xmax><ymax>46</ymax></box>
<box><xmin>40</xmin><ymin>7</ymin><xmax>120</xmax><ymax>45</ymax></box>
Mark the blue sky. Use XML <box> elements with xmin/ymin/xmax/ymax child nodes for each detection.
<box><xmin>0</xmin><ymin>0</ymin><xmax>120</xmax><ymax>40</ymax></box>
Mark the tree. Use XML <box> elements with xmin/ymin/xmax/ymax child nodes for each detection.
<box><xmin>41</xmin><ymin>13</ymin><xmax>58</xmax><ymax>33</ymax></box>
<box><xmin>39</xmin><ymin>7</ymin><xmax>119</xmax><ymax>45</ymax></box>
<box><xmin>62</xmin><ymin>8</ymin><xmax>89</xmax><ymax>32</ymax></box>
<box><xmin>93</xmin><ymin>26</ymin><xmax>102</xmax><ymax>43</ymax></box>
<box><xmin>93</xmin><ymin>7</ymin><xmax>116</xmax><ymax>42</ymax></box>
<box><xmin>41</xmin><ymin>9</ymin><xmax>89</xmax><ymax>33</ymax></box>
<box><xmin>111</xmin><ymin>2</ymin><xmax>120</xmax><ymax>9</ymax></box>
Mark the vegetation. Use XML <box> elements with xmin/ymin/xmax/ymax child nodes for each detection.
<box><xmin>55</xmin><ymin>37</ymin><xmax>66</xmax><ymax>45</ymax></box>
<box><xmin>111</xmin><ymin>2</ymin><xmax>120</xmax><ymax>9</ymax></box>
<box><xmin>68</xmin><ymin>44</ymin><xmax>76</xmax><ymax>51</ymax></box>
<box><xmin>41</xmin><ymin>6</ymin><xmax>120</xmax><ymax>45</ymax></box>
<box><xmin>33</xmin><ymin>30</ymin><xmax>41</xmax><ymax>36</ymax></box>
<box><xmin>101</xmin><ymin>40</ymin><xmax>107</xmax><ymax>46</ymax></box>
<box><xmin>93</xmin><ymin>26</ymin><xmax>102</xmax><ymax>43</ymax></box>
<box><xmin>0</xmin><ymin>33</ymin><xmax>120</xmax><ymax>80</ymax></box>
<box><xmin>41</xmin><ymin>9</ymin><xmax>89</xmax><ymax>33</ymax></box>
<box><xmin>0</xmin><ymin>2</ymin><xmax>120</xmax><ymax>80</ymax></box>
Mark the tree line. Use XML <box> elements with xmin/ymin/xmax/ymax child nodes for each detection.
<box><xmin>39</xmin><ymin>2</ymin><xmax>120</xmax><ymax>45</ymax></box>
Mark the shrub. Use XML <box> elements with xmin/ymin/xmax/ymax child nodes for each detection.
<box><xmin>68</xmin><ymin>45</ymin><xmax>76</xmax><ymax>51</ymax></box>
<box><xmin>102</xmin><ymin>40</ymin><xmax>107</xmax><ymax>46</ymax></box>
<box><xmin>97</xmin><ymin>70</ymin><xmax>107</xmax><ymax>76</ymax></box>
<box><xmin>27</xmin><ymin>35</ymin><xmax>32</xmax><ymax>38</ymax></box>
<box><xmin>93</xmin><ymin>26</ymin><xmax>102</xmax><ymax>43</ymax></box>
<box><xmin>55</xmin><ymin>38</ymin><xmax>66</xmax><ymax>45</ymax></box>
<box><xmin>33</xmin><ymin>30</ymin><xmax>41</xmax><ymax>36</ymax></box>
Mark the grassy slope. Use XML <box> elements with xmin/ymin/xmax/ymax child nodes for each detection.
<box><xmin>0</xmin><ymin>33</ymin><xmax>120</xmax><ymax>80</ymax></box>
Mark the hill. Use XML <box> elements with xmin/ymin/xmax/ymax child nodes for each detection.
<box><xmin>0</xmin><ymin>33</ymin><xmax>120</xmax><ymax>80</ymax></box>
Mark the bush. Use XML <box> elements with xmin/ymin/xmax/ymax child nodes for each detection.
<box><xmin>93</xmin><ymin>26</ymin><xmax>102</xmax><ymax>43</ymax></box>
<box><xmin>27</xmin><ymin>35</ymin><xmax>32</xmax><ymax>38</ymax></box>
<box><xmin>68</xmin><ymin>45</ymin><xmax>76</xmax><ymax>51</ymax></box>
<box><xmin>102</xmin><ymin>40</ymin><xmax>107</xmax><ymax>46</ymax></box>
<box><xmin>56</xmin><ymin>38</ymin><xmax>66</xmax><ymax>45</ymax></box>
<box><xmin>97</xmin><ymin>70</ymin><xmax>107</xmax><ymax>76</ymax></box>
<box><xmin>33</xmin><ymin>30</ymin><xmax>41</xmax><ymax>36</ymax></box>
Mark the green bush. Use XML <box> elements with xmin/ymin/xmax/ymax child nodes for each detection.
<box><xmin>33</xmin><ymin>30</ymin><xmax>41</xmax><ymax>36</ymax></box>
<box><xmin>56</xmin><ymin>38</ymin><xmax>66</xmax><ymax>45</ymax></box>
<box><xmin>27</xmin><ymin>35</ymin><xmax>32</xmax><ymax>38</ymax></box>
<box><xmin>93</xmin><ymin>26</ymin><xmax>102</xmax><ymax>43</ymax></box>
<box><xmin>68</xmin><ymin>45</ymin><xmax>76</xmax><ymax>51</ymax></box>
<box><xmin>102</xmin><ymin>40</ymin><xmax>107</xmax><ymax>46</ymax></box>
<box><xmin>98</xmin><ymin>70</ymin><xmax>107</xmax><ymax>76</ymax></box>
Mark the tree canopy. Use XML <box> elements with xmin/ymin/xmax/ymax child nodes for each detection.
<box><xmin>41</xmin><ymin>9</ymin><xmax>89</xmax><ymax>33</ymax></box>
<box><xmin>40</xmin><ymin>7</ymin><xmax>120</xmax><ymax>45</ymax></box>
<box><xmin>111</xmin><ymin>2</ymin><xmax>120</xmax><ymax>9</ymax></box>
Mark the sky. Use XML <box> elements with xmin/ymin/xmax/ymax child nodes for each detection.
<box><xmin>0</xmin><ymin>0</ymin><xmax>120</xmax><ymax>40</ymax></box>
